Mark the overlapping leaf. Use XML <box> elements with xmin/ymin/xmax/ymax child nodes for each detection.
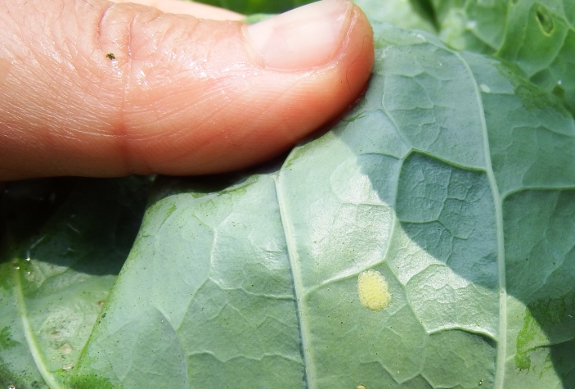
<box><xmin>0</xmin><ymin>178</ymin><xmax>150</xmax><ymax>388</ymax></box>
<box><xmin>430</xmin><ymin>0</ymin><xmax>575</xmax><ymax>115</ymax></box>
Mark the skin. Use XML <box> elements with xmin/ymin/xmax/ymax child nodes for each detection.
<box><xmin>0</xmin><ymin>0</ymin><xmax>374</xmax><ymax>182</ymax></box>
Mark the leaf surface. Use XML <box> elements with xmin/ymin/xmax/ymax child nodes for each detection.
<box><xmin>68</xmin><ymin>23</ymin><xmax>575</xmax><ymax>389</ymax></box>
<box><xmin>191</xmin><ymin>0</ymin><xmax>313</xmax><ymax>15</ymax></box>
<box><xmin>0</xmin><ymin>178</ymin><xmax>150</xmax><ymax>388</ymax></box>
<box><xmin>3</xmin><ymin>1</ymin><xmax>575</xmax><ymax>388</ymax></box>
<box><xmin>430</xmin><ymin>0</ymin><xmax>575</xmax><ymax>115</ymax></box>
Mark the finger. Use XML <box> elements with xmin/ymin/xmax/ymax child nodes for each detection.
<box><xmin>111</xmin><ymin>0</ymin><xmax>244</xmax><ymax>20</ymax></box>
<box><xmin>0</xmin><ymin>0</ymin><xmax>374</xmax><ymax>180</ymax></box>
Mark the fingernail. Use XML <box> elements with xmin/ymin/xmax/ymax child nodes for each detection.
<box><xmin>247</xmin><ymin>0</ymin><xmax>352</xmax><ymax>70</ymax></box>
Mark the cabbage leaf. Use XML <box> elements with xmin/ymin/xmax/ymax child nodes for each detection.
<box><xmin>1</xmin><ymin>2</ymin><xmax>575</xmax><ymax>389</ymax></box>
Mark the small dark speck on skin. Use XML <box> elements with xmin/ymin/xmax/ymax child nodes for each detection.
<box><xmin>106</xmin><ymin>53</ymin><xmax>116</xmax><ymax>60</ymax></box>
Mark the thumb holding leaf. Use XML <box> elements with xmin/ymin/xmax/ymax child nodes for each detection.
<box><xmin>0</xmin><ymin>0</ymin><xmax>374</xmax><ymax>180</ymax></box>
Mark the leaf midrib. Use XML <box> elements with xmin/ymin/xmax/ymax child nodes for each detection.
<box><xmin>273</xmin><ymin>175</ymin><xmax>313</xmax><ymax>389</ymax></box>
<box><xmin>13</xmin><ymin>266</ymin><xmax>63</xmax><ymax>389</ymax></box>
<box><xmin>452</xmin><ymin>50</ymin><xmax>507</xmax><ymax>389</ymax></box>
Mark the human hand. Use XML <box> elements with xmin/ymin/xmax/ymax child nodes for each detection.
<box><xmin>0</xmin><ymin>0</ymin><xmax>374</xmax><ymax>181</ymax></box>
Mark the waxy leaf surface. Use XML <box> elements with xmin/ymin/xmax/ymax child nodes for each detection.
<box><xmin>67</xmin><ymin>23</ymin><xmax>575</xmax><ymax>388</ymax></box>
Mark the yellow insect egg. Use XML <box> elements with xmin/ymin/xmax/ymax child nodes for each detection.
<box><xmin>358</xmin><ymin>270</ymin><xmax>391</xmax><ymax>310</ymax></box>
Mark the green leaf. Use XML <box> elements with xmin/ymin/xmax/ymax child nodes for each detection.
<box><xmin>65</xmin><ymin>23</ymin><xmax>575</xmax><ymax>388</ymax></box>
<box><xmin>496</xmin><ymin>0</ymin><xmax>575</xmax><ymax>115</ymax></box>
<box><xmin>353</xmin><ymin>0</ymin><xmax>436</xmax><ymax>32</ymax></box>
<box><xmin>0</xmin><ymin>177</ymin><xmax>151</xmax><ymax>388</ymax></box>
<box><xmin>191</xmin><ymin>0</ymin><xmax>314</xmax><ymax>15</ymax></box>
<box><xmin>3</xmin><ymin>1</ymin><xmax>575</xmax><ymax>387</ymax></box>
<box><xmin>428</xmin><ymin>0</ymin><xmax>575</xmax><ymax>115</ymax></box>
<box><xmin>430</xmin><ymin>0</ymin><xmax>509</xmax><ymax>53</ymax></box>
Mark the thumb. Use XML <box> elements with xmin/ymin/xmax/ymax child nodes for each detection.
<box><xmin>0</xmin><ymin>0</ymin><xmax>374</xmax><ymax>180</ymax></box>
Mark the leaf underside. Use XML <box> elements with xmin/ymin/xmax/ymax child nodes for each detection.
<box><xmin>1</xmin><ymin>1</ymin><xmax>575</xmax><ymax>389</ymax></box>
<box><xmin>72</xmin><ymin>23</ymin><xmax>575</xmax><ymax>389</ymax></box>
